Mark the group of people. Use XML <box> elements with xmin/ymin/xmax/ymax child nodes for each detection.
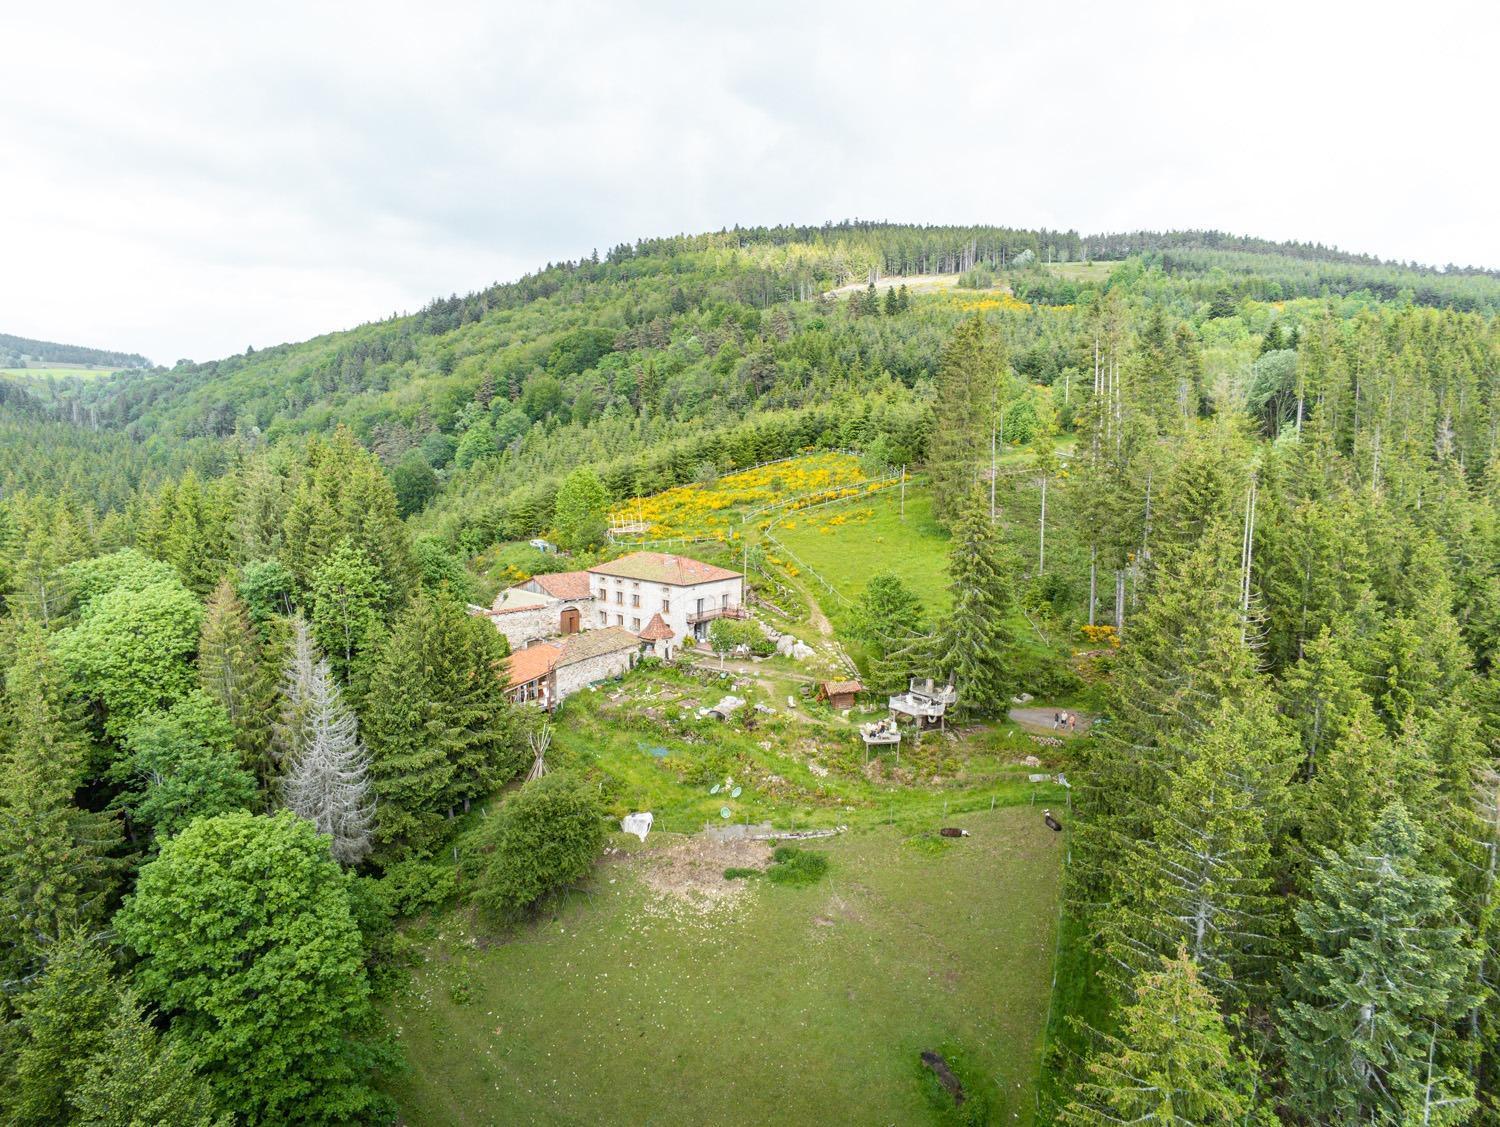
<box><xmin>1052</xmin><ymin>710</ymin><xmax>1079</xmax><ymax>733</ymax></box>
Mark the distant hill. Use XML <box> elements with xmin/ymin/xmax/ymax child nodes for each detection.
<box><xmin>0</xmin><ymin>331</ymin><xmax>150</xmax><ymax>370</ymax></box>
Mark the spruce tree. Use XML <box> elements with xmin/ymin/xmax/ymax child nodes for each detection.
<box><xmin>276</xmin><ymin>623</ymin><xmax>374</xmax><ymax>866</ymax></box>
<box><xmin>935</xmin><ymin>489</ymin><xmax>1018</xmax><ymax>718</ymax></box>
<box><xmin>1101</xmin><ymin>695</ymin><xmax>1296</xmax><ymax>1003</ymax></box>
<box><xmin>1073</xmin><ymin>519</ymin><xmax>1260</xmax><ymax>898</ymax></box>
<box><xmin>0</xmin><ymin>624</ymin><xmax>117</xmax><ymax>984</ymax></box>
<box><xmin>930</xmin><ymin>315</ymin><xmax>1003</xmax><ymax>524</ymax></box>
<box><xmin>364</xmin><ymin>592</ymin><xmax>523</xmax><ymax>861</ymax></box>
<box><xmin>1060</xmin><ymin>948</ymin><xmax>1262</xmax><ymax>1126</ymax></box>
<box><xmin>4</xmin><ymin>929</ymin><xmax>119</xmax><ymax>1125</ymax></box>
<box><xmin>1280</xmin><ymin>802</ymin><xmax>1478</xmax><ymax>1124</ymax></box>
<box><xmin>198</xmin><ymin>577</ymin><xmax>276</xmax><ymax>788</ymax></box>
<box><xmin>73</xmin><ymin>989</ymin><xmax>229</xmax><ymax>1126</ymax></box>
<box><xmin>310</xmin><ymin>537</ymin><xmax>388</xmax><ymax>684</ymax></box>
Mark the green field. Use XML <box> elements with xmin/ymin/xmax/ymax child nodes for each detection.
<box><xmin>1039</xmin><ymin>260</ymin><xmax>1117</xmax><ymax>282</ymax></box>
<box><xmin>388</xmin><ymin>806</ymin><xmax>1062</xmax><ymax>1125</ymax></box>
<box><xmin>1</xmin><ymin>366</ymin><xmax>122</xmax><ymax>380</ymax></box>
<box><xmin>770</xmin><ymin>483</ymin><xmax>951</xmax><ymax>610</ymax></box>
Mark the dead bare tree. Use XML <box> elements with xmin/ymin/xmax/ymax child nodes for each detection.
<box><xmin>276</xmin><ymin>618</ymin><xmax>374</xmax><ymax>865</ymax></box>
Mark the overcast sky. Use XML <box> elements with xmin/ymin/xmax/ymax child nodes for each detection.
<box><xmin>4</xmin><ymin>1</ymin><xmax>1495</xmax><ymax>364</ymax></box>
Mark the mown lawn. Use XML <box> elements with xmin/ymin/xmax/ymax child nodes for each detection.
<box><xmin>387</xmin><ymin>806</ymin><xmax>1063</xmax><ymax>1125</ymax></box>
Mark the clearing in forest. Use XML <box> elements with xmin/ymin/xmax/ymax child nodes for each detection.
<box><xmin>387</xmin><ymin>806</ymin><xmax>1062</xmax><ymax>1126</ymax></box>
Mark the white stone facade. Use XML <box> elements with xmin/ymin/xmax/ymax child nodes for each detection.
<box><xmin>587</xmin><ymin>572</ymin><xmax>745</xmax><ymax>643</ymax></box>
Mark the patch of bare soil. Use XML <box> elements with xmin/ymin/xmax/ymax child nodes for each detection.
<box><xmin>635</xmin><ymin>834</ymin><xmax>772</xmax><ymax>922</ymax></box>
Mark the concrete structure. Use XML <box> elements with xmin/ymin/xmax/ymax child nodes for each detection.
<box><xmin>586</xmin><ymin>551</ymin><xmax>745</xmax><ymax>645</ymax></box>
<box><xmin>503</xmin><ymin>627</ymin><xmax>642</xmax><ymax>708</ymax></box>
<box><xmin>888</xmin><ymin>677</ymin><xmax>957</xmax><ymax>729</ymax></box>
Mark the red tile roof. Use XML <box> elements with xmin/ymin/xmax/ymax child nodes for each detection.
<box><xmin>588</xmin><ymin>551</ymin><xmax>741</xmax><ymax>586</ymax></box>
<box><xmin>505</xmin><ymin>642</ymin><xmax>561</xmax><ymax>688</ymax></box>
<box><xmin>527</xmin><ymin>570</ymin><xmax>594</xmax><ymax>600</ymax></box>
<box><xmin>637</xmin><ymin>612</ymin><xmax>675</xmax><ymax>641</ymax></box>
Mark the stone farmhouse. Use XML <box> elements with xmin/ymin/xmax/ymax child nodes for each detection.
<box><xmin>477</xmin><ymin>550</ymin><xmax>747</xmax><ymax>708</ymax></box>
<box><xmin>586</xmin><ymin>551</ymin><xmax>745</xmax><ymax>654</ymax></box>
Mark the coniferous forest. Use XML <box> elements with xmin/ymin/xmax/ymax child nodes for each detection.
<box><xmin>2</xmin><ymin>222</ymin><xmax>1499</xmax><ymax>1123</ymax></box>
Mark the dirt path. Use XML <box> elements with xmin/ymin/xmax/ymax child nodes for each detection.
<box><xmin>1008</xmin><ymin>706</ymin><xmax>1094</xmax><ymax>735</ymax></box>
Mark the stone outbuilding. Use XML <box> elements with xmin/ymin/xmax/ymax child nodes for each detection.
<box><xmin>475</xmin><ymin>568</ymin><xmax>594</xmax><ymax>650</ymax></box>
<box><xmin>637</xmin><ymin>612</ymin><xmax>676</xmax><ymax>660</ymax></box>
<box><xmin>503</xmin><ymin>626</ymin><xmax>643</xmax><ymax>709</ymax></box>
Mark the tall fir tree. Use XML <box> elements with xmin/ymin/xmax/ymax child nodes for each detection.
<box><xmin>1073</xmin><ymin>519</ymin><xmax>1260</xmax><ymax>900</ymax></box>
<box><xmin>929</xmin><ymin>315</ymin><xmax>1004</xmax><ymax>525</ymax></box>
<box><xmin>3</xmin><ymin>929</ymin><xmax>119</xmax><ymax>1126</ymax></box>
<box><xmin>197</xmin><ymin>577</ymin><xmax>277</xmax><ymax>789</ymax></box>
<box><xmin>72</xmin><ymin>989</ymin><xmax>229</xmax><ymax>1126</ymax></box>
<box><xmin>363</xmin><ymin>592</ymin><xmax>523</xmax><ymax>861</ymax></box>
<box><xmin>1280</xmin><ymin>802</ymin><xmax>1478</xmax><ymax>1125</ymax></box>
<box><xmin>934</xmin><ymin>489</ymin><xmax>1018</xmax><ymax>717</ymax></box>
<box><xmin>1059</xmin><ymin>948</ymin><xmax>1264</xmax><ymax>1126</ymax></box>
<box><xmin>310</xmin><ymin>537</ymin><xmax>388</xmax><ymax>686</ymax></box>
<box><xmin>276</xmin><ymin>623</ymin><xmax>374</xmax><ymax>866</ymax></box>
<box><xmin>0</xmin><ymin>624</ymin><xmax>117</xmax><ymax>985</ymax></box>
<box><xmin>1100</xmin><ymin>695</ymin><xmax>1297</xmax><ymax>1003</ymax></box>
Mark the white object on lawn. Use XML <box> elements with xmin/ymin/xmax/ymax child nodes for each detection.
<box><xmin>620</xmin><ymin>812</ymin><xmax>654</xmax><ymax>842</ymax></box>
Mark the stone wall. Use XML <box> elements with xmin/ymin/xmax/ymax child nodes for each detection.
<box><xmin>489</xmin><ymin>596</ymin><xmax>594</xmax><ymax>650</ymax></box>
<box><xmin>553</xmin><ymin>647</ymin><xmax>636</xmax><ymax>701</ymax></box>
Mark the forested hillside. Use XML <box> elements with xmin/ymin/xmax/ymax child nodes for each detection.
<box><xmin>0</xmin><ymin>331</ymin><xmax>150</xmax><ymax>370</ymax></box>
<box><xmin>1</xmin><ymin>222</ymin><xmax>1497</xmax><ymax>1124</ymax></box>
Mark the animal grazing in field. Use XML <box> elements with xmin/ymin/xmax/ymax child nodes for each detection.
<box><xmin>920</xmin><ymin>1050</ymin><xmax>965</xmax><ymax>1105</ymax></box>
<box><xmin>938</xmin><ymin>827</ymin><xmax>970</xmax><ymax>838</ymax></box>
<box><xmin>1043</xmin><ymin>809</ymin><xmax>1063</xmax><ymax>832</ymax></box>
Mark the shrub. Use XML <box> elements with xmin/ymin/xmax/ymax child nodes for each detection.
<box><xmin>723</xmin><ymin>867</ymin><xmax>760</xmax><ymax>881</ymax></box>
<box><xmin>379</xmin><ymin>857</ymin><xmax>459</xmax><ymax>917</ymax></box>
<box><xmin>766</xmin><ymin>846</ymin><xmax>829</xmax><ymax>886</ymax></box>
<box><xmin>956</xmin><ymin>266</ymin><xmax>996</xmax><ymax>290</ymax></box>
<box><xmin>470</xmin><ymin>773</ymin><xmax>606</xmax><ymax>919</ymax></box>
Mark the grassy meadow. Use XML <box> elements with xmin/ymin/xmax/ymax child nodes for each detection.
<box><xmin>388</xmin><ymin>806</ymin><xmax>1063</xmax><ymax>1126</ymax></box>
<box><xmin>770</xmin><ymin>482</ymin><xmax>951</xmax><ymax>611</ymax></box>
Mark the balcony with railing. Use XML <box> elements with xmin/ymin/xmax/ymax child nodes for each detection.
<box><xmin>686</xmin><ymin>604</ymin><xmax>749</xmax><ymax>625</ymax></box>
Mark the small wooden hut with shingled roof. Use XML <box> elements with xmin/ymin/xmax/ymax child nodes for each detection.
<box><xmin>817</xmin><ymin>679</ymin><xmax>864</xmax><ymax>710</ymax></box>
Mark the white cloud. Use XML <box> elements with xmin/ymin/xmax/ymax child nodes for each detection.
<box><xmin>1</xmin><ymin>0</ymin><xmax>1494</xmax><ymax>362</ymax></box>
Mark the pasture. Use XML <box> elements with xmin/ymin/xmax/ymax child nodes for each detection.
<box><xmin>1</xmin><ymin>366</ymin><xmax>122</xmax><ymax>380</ymax></box>
<box><xmin>387</xmin><ymin>805</ymin><xmax>1063</xmax><ymax>1125</ymax></box>
<box><xmin>769</xmin><ymin>481</ymin><xmax>951</xmax><ymax>610</ymax></box>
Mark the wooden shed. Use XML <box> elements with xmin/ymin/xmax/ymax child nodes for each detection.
<box><xmin>817</xmin><ymin>679</ymin><xmax>864</xmax><ymax>710</ymax></box>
